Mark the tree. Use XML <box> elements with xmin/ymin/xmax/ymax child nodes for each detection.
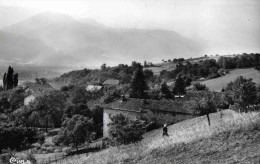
<box><xmin>33</xmin><ymin>90</ymin><xmax>67</xmax><ymax>132</ymax></box>
<box><xmin>144</xmin><ymin>61</ymin><xmax>147</xmax><ymax>67</ymax></box>
<box><xmin>55</xmin><ymin>115</ymin><xmax>93</xmax><ymax>152</ymax></box>
<box><xmin>8</xmin><ymin>87</ymin><xmax>26</xmax><ymax>110</ymax></box>
<box><xmin>143</xmin><ymin>69</ymin><xmax>154</xmax><ymax>81</ymax></box>
<box><xmin>64</xmin><ymin>104</ymin><xmax>92</xmax><ymax>119</ymax></box>
<box><xmin>159</xmin><ymin>82</ymin><xmax>172</xmax><ymax>99</ymax></box>
<box><xmin>108</xmin><ymin>114</ymin><xmax>145</xmax><ymax>145</ymax></box>
<box><xmin>184</xmin><ymin>91</ymin><xmax>217</xmax><ymax>126</ymax></box>
<box><xmin>0</xmin><ymin>98</ymin><xmax>10</xmax><ymax>113</ymax></box>
<box><xmin>224</xmin><ymin>76</ymin><xmax>257</xmax><ymax>112</ymax></box>
<box><xmin>70</xmin><ymin>87</ymin><xmax>90</xmax><ymax>104</ymax></box>
<box><xmin>193</xmin><ymin>83</ymin><xmax>208</xmax><ymax>91</ymax></box>
<box><xmin>101</xmin><ymin>63</ymin><xmax>107</xmax><ymax>71</ymax></box>
<box><xmin>92</xmin><ymin>106</ymin><xmax>103</xmax><ymax>137</ymax></box>
<box><xmin>131</xmin><ymin>61</ymin><xmax>142</xmax><ymax>73</ymax></box>
<box><xmin>0</xmin><ymin>123</ymin><xmax>39</xmax><ymax>152</ymax></box>
<box><xmin>13</xmin><ymin>73</ymin><xmax>18</xmax><ymax>88</ymax></box>
<box><xmin>173</xmin><ymin>75</ymin><xmax>186</xmax><ymax>96</ymax></box>
<box><xmin>3</xmin><ymin>66</ymin><xmax>19</xmax><ymax>90</ymax></box>
<box><xmin>184</xmin><ymin>77</ymin><xmax>192</xmax><ymax>87</ymax></box>
<box><xmin>129</xmin><ymin>68</ymin><xmax>148</xmax><ymax>99</ymax></box>
<box><xmin>102</xmin><ymin>88</ymin><xmax>122</xmax><ymax>104</ymax></box>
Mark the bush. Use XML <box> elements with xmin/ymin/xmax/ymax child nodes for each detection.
<box><xmin>0</xmin><ymin>125</ymin><xmax>39</xmax><ymax>152</ymax></box>
<box><xmin>26</xmin><ymin>151</ymin><xmax>37</xmax><ymax>164</ymax></box>
<box><xmin>108</xmin><ymin>114</ymin><xmax>145</xmax><ymax>145</ymax></box>
<box><xmin>148</xmin><ymin>88</ymin><xmax>160</xmax><ymax>100</ymax></box>
<box><xmin>102</xmin><ymin>89</ymin><xmax>122</xmax><ymax>104</ymax></box>
<box><xmin>0</xmin><ymin>148</ymin><xmax>16</xmax><ymax>164</ymax></box>
<box><xmin>193</xmin><ymin>83</ymin><xmax>208</xmax><ymax>91</ymax></box>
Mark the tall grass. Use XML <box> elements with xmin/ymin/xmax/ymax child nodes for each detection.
<box><xmin>147</xmin><ymin>111</ymin><xmax>259</xmax><ymax>151</ymax></box>
<box><xmin>60</xmin><ymin>110</ymin><xmax>260</xmax><ymax>164</ymax></box>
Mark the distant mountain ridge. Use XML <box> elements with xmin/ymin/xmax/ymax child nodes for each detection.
<box><xmin>0</xmin><ymin>6</ymin><xmax>39</xmax><ymax>28</ymax></box>
<box><xmin>1</xmin><ymin>11</ymin><xmax>203</xmax><ymax>67</ymax></box>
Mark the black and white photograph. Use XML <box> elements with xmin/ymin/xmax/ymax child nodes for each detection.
<box><xmin>0</xmin><ymin>0</ymin><xmax>259</xmax><ymax>163</ymax></box>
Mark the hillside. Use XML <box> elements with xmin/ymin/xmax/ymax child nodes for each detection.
<box><xmin>2</xmin><ymin>12</ymin><xmax>202</xmax><ymax>67</ymax></box>
<box><xmin>201</xmin><ymin>68</ymin><xmax>260</xmax><ymax>91</ymax></box>
<box><xmin>0</xmin><ymin>6</ymin><xmax>39</xmax><ymax>28</ymax></box>
<box><xmin>52</xmin><ymin>110</ymin><xmax>260</xmax><ymax>164</ymax></box>
<box><xmin>0</xmin><ymin>31</ymin><xmax>89</xmax><ymax>68</ymax></box>
<box><xmin>144</xmin><ymin>62</ymin><xmax>177</xmax><ymax>75</ymax></box>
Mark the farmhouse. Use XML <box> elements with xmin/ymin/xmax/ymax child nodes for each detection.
<box><xmin>103</xmin><ymin>79</ymin><xmax>120</xmax><ymax>91</ymax></box>
<box><xmin>102</xmin><ymin>97</ymin><xmax>194</xmax><ymax>137</ymax></box>
<box><xmin>22</xmin><ymin>80</ymin><xmax>55</xmax><ymax>105</ymax></box>
<box><xmin>86</xmin><ymin>85</ymin><xmax>102</xmax><ymax>92</ymax></box>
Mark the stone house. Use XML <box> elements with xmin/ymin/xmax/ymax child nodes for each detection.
<box><xmin>102</xmin><ymin>79</ymin><xmax>120</xmax><ymax>91</ymax></box>
<box><xmin>102</xmin><ymin>97</ymin><xmax>194</xmax><ymax>137</ymax></box>
<box><xmin>22</xmin><ymin>80</ymin><xmax>55</xmax><ymax>105</ymax></box>
<box><xmin>86</xmin><ymin>85</ymin><xmax>103</xmax><ymax>92</ymax></box>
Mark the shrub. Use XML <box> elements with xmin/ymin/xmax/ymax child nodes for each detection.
<box><xmin>37</xmin><ymin>133</ymin><xmax>45</xmax><ymax>145</ymax></box>
<box><xmin>26</xmin><ymin>151</ymin><xmax>37</xmax><ymax>164</ymax></box>
<box><xmin>108</xmin><ymin>114</ymin><xmax>145</xmax><ymax>145</ymax></box>
<box><xmin>193</xmin><ymin>83</ymin><xmax>208</xmax><ymax>91</ymax></box>
<box><xmin>102</xmin><ymin>89</ymin><xmax>122</xmax><ymax>104</ymax></box>
<box><xmin>0</xmin><ymin>125</ymin><xmax>38</xmax><ymax>152</ymax></box>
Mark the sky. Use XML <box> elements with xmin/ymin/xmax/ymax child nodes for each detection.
<box><xmin>0</xmin><ymin>0</ymin><xmax>259</xmax><ymax>55</ymax></box>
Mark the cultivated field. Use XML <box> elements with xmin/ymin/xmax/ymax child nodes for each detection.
<box><xmin>201</xmin><ymin>68</ymin><xmax>260</xmax><ymax>91</ymax></box>
<box><xmin>144</xmin><ymin>62</ymin><xmax>177</xmax><ymax>75</ymax></box>
<box><xmin>59</xmin><ymin>110</ymin><xmax>260</xmax><ymax>164</ymax></box>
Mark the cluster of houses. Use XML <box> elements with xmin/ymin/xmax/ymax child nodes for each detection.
<box><xmin>20</xmin><ymin>78</ymin><xmax>194</xmax><ymax>137</ymax></box>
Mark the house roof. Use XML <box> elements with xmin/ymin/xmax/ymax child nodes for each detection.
<box><xmin>22</xmin><ymin>81</ymin><xmax>55</xmax><ymax>96</ymax></box>
<box><xmin>86</xmin><ymin>85</ymin><xmax>102</xmax><ymax>91</ymax></box>
<box><xmin>103</xmin><ymin>79</ymin><xmax>120</xmax><ymax>85</ymax></box>
<box><xmin>102</xmin><ymin>98</ymin><xmax>193</xmax><ymax>114</ymax></box>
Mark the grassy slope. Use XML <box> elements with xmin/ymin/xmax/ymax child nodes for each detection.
<box><xmin>64</xmin><ymin>110</ymin><xmax>260</xmax><ymax>164</ymax></box>
<box><xmin>144</xmin><ymin>62</ymin><xmax>177</xmax><ymax>75</ymax></box>
<box><xmin>201</xmin><ymin>68</ymin><xmax>260</xmax><ymax>91</ymax></box>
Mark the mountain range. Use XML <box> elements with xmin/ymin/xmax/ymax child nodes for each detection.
<box><xmin>0</xmin><ymin>11</ymin><xmax>203</xmax><ymax>68</ymax></box>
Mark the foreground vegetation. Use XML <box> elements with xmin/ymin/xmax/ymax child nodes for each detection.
<box><xmin>81</xmin><ymin>111</ymin><xmax>260</xmax><ymax>164</ymax></box>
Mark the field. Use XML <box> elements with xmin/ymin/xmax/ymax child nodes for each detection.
<box><xmin>201</xmin><ymin>68</ymin><xmax>260</xmax><ymax>91</ymax></box>
<box><xmin>144</xmin><ymin>62</ymin><xmax>177</xmax><ymax>75</ymax></box>
<box><xmin>56</xmin><ymin>110</ymin><xmax>260</xmax><ymax>164</ymax></box>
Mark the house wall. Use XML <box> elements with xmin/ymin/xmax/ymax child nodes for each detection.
<box><xmin>24</xmin><ymin>95</ymin><xmax>36</xmax><ymax>106</ymax></box>
<box><xmin>103</xmin><ymin>108</ymin><xmax>194</xmax><ymax>137</ymax></box>
<box><xmin>103</xmin><ymin>108</ymin><xmax>141</xmax><ymax>137</ymax></box>
<box><xmin>142</xmin><ymin>110</ymin><xmax>194</xmax><ymax>126</ymax></box>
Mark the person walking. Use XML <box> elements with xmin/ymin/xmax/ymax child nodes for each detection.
<box><xmin>162</xmin><ymin>124</ymin><xmax>169</xmax><ymax>137</ymax></box>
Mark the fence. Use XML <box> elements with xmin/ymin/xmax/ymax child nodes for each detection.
<box><xmin>38</xmin><ymin>139</ymin><xmax>105</xmax><ymax>164</ymax></box>
<box><xmin>39</xmin><ymin>154</ymin><xmax>82</xmax><ymax>164</ymax></box>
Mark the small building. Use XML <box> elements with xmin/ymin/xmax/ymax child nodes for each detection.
<box><xmin>103</xmin><ymin>79</ymin><xmax>120</xmax><ymax>91</ymax></box>
<box><xmin>22</xmin><ymin>81</ymin><xmax>55</xmax><ymax>105</ymax></box>
<box><xmin>86</xmin><ymin>85</ymin><xmax>102</xmax><ymax>92</ymax></box>
<box><xmin>102</xmin><ymin>97</ymin><xmax>194</xmax><ymax>137</ymax></box>
<box><xmin>103</xmin><ymin>79</ymin><xmax>120</xmax><ymax>86</ymax></box>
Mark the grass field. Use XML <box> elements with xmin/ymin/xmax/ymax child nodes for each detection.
<box><xmin>144</xmin><ymin>62</ymin><xmax>177</xmax><ymax>75</ymax></box>
<box><xmin>58</xmin><ymin>110</ymin><xmax>260</xmax><ymax>164</ymax></box>
<box><xmin>201</xmin><ymin>68</ymin><xmax>260</xmax><ymax>91</ymax></box>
